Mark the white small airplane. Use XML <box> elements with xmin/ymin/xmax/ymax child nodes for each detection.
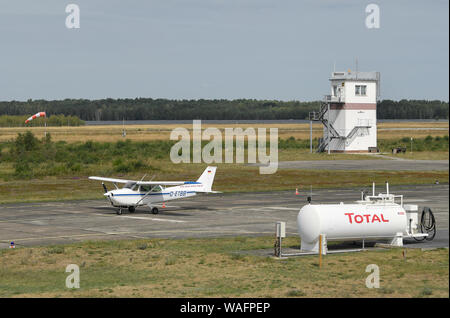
<box><xmin>89</xmin><ymin>166</ymin><xmax>218</xmax><ymax>215</ymax></box>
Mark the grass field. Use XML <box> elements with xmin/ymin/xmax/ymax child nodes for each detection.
<box><xmin>0</xmin><ymin>236</ymin><xmax>447</xmax><ymax>298</ymax></box>
<box><xmin>0</xmin><ymin>122</ymin><xmax>448</xmax><ymax>203</ymax></box>
<box><xmin>0</xmin><ymin>122</ymin><xmax>448</xmax><ymax>299</ymax></box>
<box><xmin>0</xmin><ymin>162</ymin><xmax>447</xmax><ymax>204</ymax></box>
<box><xmin>0</xmin><ymin>167</ymin><xmax>447</xmax><ymax>204</ymax></box>
<box><xmin>0</xmin><ymin>121</ymin><xmax>448</xmax><ymax>143</ymax></box>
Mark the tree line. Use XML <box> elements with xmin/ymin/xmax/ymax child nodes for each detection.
<box><xmin>376</xmin><ymin>100</ymin><xmax>448</xmax><ymax>119</ymax></box>
<box><xmin>0</xmin><ymin>98</ymin><xmax>447</xmax><ymax>121</ymax></box>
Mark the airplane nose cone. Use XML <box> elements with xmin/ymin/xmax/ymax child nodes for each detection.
<box><xmin>104</xmin><ymin>192</ymin><xmax>115</xmax><ymax>204</ymax></box>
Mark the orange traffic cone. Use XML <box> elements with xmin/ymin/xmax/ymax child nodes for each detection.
<box><xmin>162</xmin><ymin>202</ymin><xmax>166</xmax><ymax>208</ymax></box>
<box><xmin>295</xmin><ymin>188</ymin><xmax>299</xmax><ymax>195</ymax></box>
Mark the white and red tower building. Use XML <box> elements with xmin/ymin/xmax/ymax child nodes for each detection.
<box><xmin>311</xmin><ymin>71</ymin><xmax>380</xmax><ymax>153</ymax></box>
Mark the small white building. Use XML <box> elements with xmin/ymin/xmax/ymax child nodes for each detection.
<box><xmin>311</xmin><ymin>71</ymin><xmax>380</xmax><ymax>153</ymax></box>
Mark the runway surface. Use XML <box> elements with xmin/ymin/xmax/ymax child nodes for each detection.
<box><xmin>0</xmin><ymin>184</ymin><xmax>448</xmax><ymax>249</ymax></box>
<box><xmin>263</xmin><ymin>159</ymin><xmax>449</xmax><ymax>171</ymax></box>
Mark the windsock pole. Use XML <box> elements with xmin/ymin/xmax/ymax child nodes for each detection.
<box><xmin>44</xmin><ymin>113</ymin><xmax>47</xmax><ymax>137</ymax></box>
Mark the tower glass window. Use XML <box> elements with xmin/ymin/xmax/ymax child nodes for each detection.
<box><xmin>355</xmin><ymin>85</ymin><xmax>367</xmax><ymax>96</ymax></box>
<box><xmin>361</xmin><ymin>85</ymin><xmax>367</xmax><ymax>95</ymax></box>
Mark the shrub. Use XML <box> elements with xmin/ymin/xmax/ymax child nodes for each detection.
<box><xmin>130</xmin><ymin>160</ymin><xmax>146</xmax><ymax>170</ymax></box>
<box><xmin>137</xmin><ymin>243</ymin><xmax>148</xmax><ymax>250</ymax></box>
<box><xmin>47</xmin><ymin>246</ymin><xmax>65</xmax><ymax>254</ymax></box>
<box><xmin>420</xmin><ymin>287</ymin><xmax>433</xmax><ymax>296</ymax></box>
<box><xmin>113</xmin><ymin>161</ymin><xmax>131</xmax><ymax>173</ymax></box>
<box><xmin>165</xmin><ymin>256</ymin><xmax>177</xmax><ymax>266</ymax></box>
<box><xmin>14</xmin><ymin>131</ymin><xmax>40</xmax><ymax>153</ymax></box>
<box><xmin>286</xmin><ymin>289</ymin><xmax>306</xmax><ymax>297</ymax></box>
<box><xmin>83</xmin><ymin>140</ymin><xmax>95</xmax><ymax>151</ymax></box>
<box><xmin>13</xmin><ymin>161</ymin><xmax>33</xmax><ymax>178</ymax></box>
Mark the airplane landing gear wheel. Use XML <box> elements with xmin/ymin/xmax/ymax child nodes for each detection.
<box><xmin>128</xmin><ymin>206</ymin><xmax>136</xmax><ymax>213</ymax></box>
<box><xmin>151</xmin><ymin>207</ymin><xmax>159</xmax><ymax>215</ymax></box>
<box><xmin>117</xmin><ymin>208</ymin><xmax>122</xmax><ymax>215</ymax></box>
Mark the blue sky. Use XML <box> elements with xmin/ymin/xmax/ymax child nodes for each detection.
<box><xmin>0</xmin><ymin>0</ymin><xmax>448</xmax><ymax>101</ymax></box>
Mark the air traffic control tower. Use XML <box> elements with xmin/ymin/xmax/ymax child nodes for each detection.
<box><xmin>310</xmin><ymin>71</ymin><xmax>380</xmax><ymax>153</ymax></box>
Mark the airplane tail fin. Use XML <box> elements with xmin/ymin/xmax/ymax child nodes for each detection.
<box><xmin>196</xmin><ymin>166</ymin><xmax>217</xmax><ymax>192</ymax></box>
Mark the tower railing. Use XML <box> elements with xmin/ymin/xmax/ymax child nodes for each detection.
<box><xmin>323</xmin><ymin>93</ymin><xmax>345</xmax><ymax>103</ymax></box>
<box><xmin>310</xmin><ymin>101</ymin><xmax>372</xmax><ymax>152</ymax></box>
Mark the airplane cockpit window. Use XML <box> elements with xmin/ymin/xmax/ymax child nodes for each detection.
<box><xmin>139</xmin><ymin>185</ymin><xmax>152</xmax><ymax>193</ymax></box>
<box><xmin>151</xmin><ymin>185</ymin><xmax>163</xmax><ymax>192</ymax></box>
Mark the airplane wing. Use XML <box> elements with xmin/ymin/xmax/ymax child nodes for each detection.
<box><xmin>88</xmin><ymin>176</ymin><xmax>131</xmax><ymax>184</ymax></box>
<box><xmin>137</xmin><ymin>181</ymin><xmax>200</xmax><ymax>186</ymax></box>
<box><xmin>90</xmin><ymin>176</ymin><xmax>207</xmax><ymax>187</ymax></box>
<box><xmin>89</xmin><ymin>177</ymin><xmax>199</xmax><ymax>186</ymax></box>
<box><xmin>195</xmin><ymin>190</ymin><xmax>223</xmax><ymax>194</ymax></box>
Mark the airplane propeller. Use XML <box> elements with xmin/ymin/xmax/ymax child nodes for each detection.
<box><xmin>102</xmin><ymin>182</ymin><xmax>108</xmax><ymax>193</ymax></box>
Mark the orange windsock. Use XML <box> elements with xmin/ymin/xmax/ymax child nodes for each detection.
<box><xmin>25</xmin><ymin>112</ymin><xmax>46</xmax><ymax>124</ymax></box>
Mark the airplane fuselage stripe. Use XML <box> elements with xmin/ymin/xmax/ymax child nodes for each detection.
<box><xmin>113</xmin><ymin>191</ymin><xmax>197</xmax><ymax>196</ymax></box>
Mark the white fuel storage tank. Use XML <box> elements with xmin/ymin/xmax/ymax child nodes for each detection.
<box><xmin>297</xmin><ymin>203</ymin><xmax>407</xmax><ymax>252</ymax></box>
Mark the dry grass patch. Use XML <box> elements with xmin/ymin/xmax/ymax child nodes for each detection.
<box><xmin>1</xmin><ymin>237</ymin><xmax>448</xmax><ymax>298</ymax></box>
<box><xmin>1</xmin><ymin>122</ymin><xmax>447</xmax><ymax>143</ymax></box>
<box><xmin>0</xmin><ymin>166</ymin><xmax>447</xmax><ymax>203</ymax></box>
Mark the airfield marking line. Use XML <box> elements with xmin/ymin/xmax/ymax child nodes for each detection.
<box><xmin>46</xmin><ymin>210</ymin><xmax>88</xmax><ymax>214</ymax></box>
<box><xmin>265</xmin><ymin>207</ymin><xmax>299</xmax><ymax>211</ymax></box>
<box><xmin>0</xmin><ymin>213</ymin><xmax>92</xmax><ymax>223</ymax></box>
<box><xmin>147</xmin><ymin>217</ymin><xmax>186</xmax><ymax>223</ymax></box>
<box><xmin>0</xmin><ymin>205</ymin><xmax>51</xmax><ymax>209</ymax></box>
<box><xmin>0</xmin><ymin>230</ymin><xmax>302</xmax><ymax>244</ymax></box>
<box><xmin>0</xmin><ymin>233</ymin><xmax>121</xmax><ymax>242</ymax></box>
<box><xmin>117</xmin><ymin>216</ymin><xmax>186</xmax><ymax>223</ymax></box>
<box><xmin>158</xmin><ymin>206</ymin><xmax>181</xmax><ymax>209</ymax></box>
<box><xmin>0</xmin><ymin>219</ymin><xmax>54</xmax><ymax>224</ymax></box>
<box><xmin>92</xmin><ymin>213</ymin><xmax>189</xmax><ymax>222</ymax></box>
